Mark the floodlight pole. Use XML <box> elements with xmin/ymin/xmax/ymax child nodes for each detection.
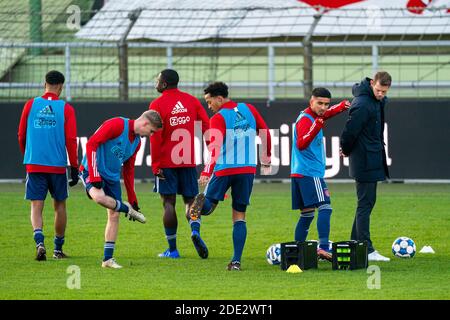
<box><xmin>303</xmin><ymin>9</ymin><xmax>323</xmax><ymax>98</ymax></box>
<box><xmin>372</xmin><ymin>44</ymin><xmax>379</xmax><ymax>75</ymax></box>
<box><xmin>118</xmin><ymin>8</ymin><xmax>142</xmax><ymax>101</ymax></box>
<box><xmin>65</xmin><ymin>45</ymin><xmax>71</xmax><ymax>102</ymax></box>
<box><xmin>29</xmin><ymin>0</ymin><xmax>43</xmax><ymax>55</ymax></box>
<box><xmin>268</xmin><ymin>45</ymin><xmax>275</xmax><ymax>102</ymax></box>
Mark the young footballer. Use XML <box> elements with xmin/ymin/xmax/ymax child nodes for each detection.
<box><xmin>149</xmin><ymin>69</ymin><xmax>210</xmax><ymax>259</ymax></box>
<box><xmin>291</xmin><ymin>87</ymin><xmax>350</xmax><ymax>261</ymax></box>
<box><xmin>189</xmin><ymin>82</ymin><xmax>272</xmax><ymax>271</ymax></box>
<box><xmin>18</xmin><ymin>70</ymin><xmax>79</xmax><ymax>261</ymax></box>
<box><xmin>79</xmin><ymin>110</ymin><xmax>162</xmax><ymax>268</ymax></box>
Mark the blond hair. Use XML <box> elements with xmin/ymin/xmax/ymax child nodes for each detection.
<box><xmin>141</xmin><ymin>110</ymin><xmax>163</xmax><ymax>128</ymax></box>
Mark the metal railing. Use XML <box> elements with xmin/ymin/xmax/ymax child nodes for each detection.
<box><xmin>1</xmin><ymin>40</ymin><xmax>450</xmax><ymax>101</ymax></box>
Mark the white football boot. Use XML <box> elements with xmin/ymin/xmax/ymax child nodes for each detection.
<box><xmin>102</xmin><ymin>258</ymin><xmax>123</xmax><ymax>269</ymax></box>
<box><xmin>123</xmin><ymin>201</ymin><xmax>146</xmax><ymax>223</ymax></box>
<box><xmin>368</xmin><ymin>251</ymin><xmax>390</xmax><ymax>261</ymax></box>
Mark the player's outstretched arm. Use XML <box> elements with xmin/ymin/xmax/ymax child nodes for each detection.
<box><xmin>323</xmin><ymin>99</ymin><xmax>351</xmax><ymax>120</ymax></box>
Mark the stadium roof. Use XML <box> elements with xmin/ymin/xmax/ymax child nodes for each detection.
<box><xmin>76</xmin><ymin>0</ymin><xmax>450</xmax><ymax>42</ymax></box>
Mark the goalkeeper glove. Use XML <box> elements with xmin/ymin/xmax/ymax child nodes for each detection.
<box><xmin>68</xmin><ymin>167</ymin><xmax>79</xmax><ymax>187</ymax></box>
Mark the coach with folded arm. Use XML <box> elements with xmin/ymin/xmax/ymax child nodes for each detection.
<box><xmin>340</xmin><ymin>71</ymin><xmax>391</xmax><ymax>262</ymax></box>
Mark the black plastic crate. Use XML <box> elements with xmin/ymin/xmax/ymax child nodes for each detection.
<box><xmin>280</xmin><ymin>241</ymin><xmax>318</xmax><ymax>270</ymax></box>
<box><xmin>332</xmin><ymin>240</ymin><xmax>368</xmax><ymax>270</ymax></box>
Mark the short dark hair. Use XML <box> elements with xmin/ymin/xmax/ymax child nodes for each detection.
<box><xmin>45</xmin><ymin>70</ymin><xmax>65</xmax><ymax>85</ymax></box>
<box><xmin>311</xmin><ymin>87</ymin><xmax>331</xmax><ymax>99</ymax></box>
<box><xmin>203</xmin><ymin>82</ymin><xmax>229</xmax><ymax>98</ymax></box>
<box><xmin>160</xmin><ymin>69</ymin><xmax>179</xmax><ymax>86</ymax></box>
<box><xmin>374</xmin><ymin>71</ymin><xmax>392</xmax><ymax>87</ymax></box>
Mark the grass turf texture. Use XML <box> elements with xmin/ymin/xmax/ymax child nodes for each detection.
<box><xmin>0</xmin><ymin>182</ymin><xmax>449</xmax><ymax>300</ymax></box>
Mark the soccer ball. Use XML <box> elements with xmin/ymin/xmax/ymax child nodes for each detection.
<box><xmin>266</xmin><ymin>243</ymin><xmax>281</xmax><ymax>265</ymax></box>
<box><xmin>392</xmin><ymin>237</ymin><xmax>416</xmax><ymax>258</ymax></box>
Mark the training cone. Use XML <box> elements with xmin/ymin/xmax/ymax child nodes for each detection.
<box><xmin>286</xmin><ymin>264</ymin><xmax>303</xmax><ymax>273</ymax></box>
<box><xmin>419</xmin><ymin>246</ymin><xmax>435</xmax><ymax>254</ymax></box>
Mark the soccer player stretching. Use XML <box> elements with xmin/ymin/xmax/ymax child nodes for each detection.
<box><xmin>18</xmin><ymin>70</ymin><xmax>79</xmax><ymax>261</ymax></box>
<box><xmin>291</xmin><ymin>87</ymin><xmax>349</xmax><ymax>261</ymax></box>
<box><xmin>190</xmin><ymin>82</ymin><xmax>272</xmax><ymax>271</ymax></box>
<box><xmin>79</xmin><ymin>110</ymin><xmax>162</xmax><ymax>268</ymax></box>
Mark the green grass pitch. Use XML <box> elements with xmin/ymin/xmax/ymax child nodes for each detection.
<box><xmin>0</xmin><ymin>182</ymin><xmax>449</xmax><ymax>300</ymax></box>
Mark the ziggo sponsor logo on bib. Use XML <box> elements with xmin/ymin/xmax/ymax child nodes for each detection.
<box><xmin>169</xmin><ymin>116</ymin><xmax>191</xmax><ymax>126</ymax></box>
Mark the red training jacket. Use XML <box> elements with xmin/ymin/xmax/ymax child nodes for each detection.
<box><xmin>149</xmin><ymin>88</ymin><xmax>209</xmax><ymax>174</ymax></box>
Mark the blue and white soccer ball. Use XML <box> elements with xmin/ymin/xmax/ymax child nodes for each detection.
<box><xmin>266</xmin><ymin>243</ymin><xmax>281</xmax><ymax>265</ymax></box>
<box><xmin>392</xmin><ymin>237</ymin><xmax>416</xmax><ymax>258</ymax></box>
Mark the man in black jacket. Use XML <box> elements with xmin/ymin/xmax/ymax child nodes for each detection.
<box><xmin>340</xmin><ymin>71</ymin><xmax>392</xmax><ymax>262</ymax></box>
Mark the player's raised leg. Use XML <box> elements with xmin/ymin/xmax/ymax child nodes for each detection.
<box><xmin>189</xmin><ymin>173</ymin><xmax>222</xmax><ymax>259</ymax></box>
<box><xmin>82</xmin><ymin>173</ymin><xmax>146</xmax><ymax>224</ymax></box>
<box><xmin>186</xmin><ymin>195</ymin><xmax>209</xmax><ymax>259</ymax></box>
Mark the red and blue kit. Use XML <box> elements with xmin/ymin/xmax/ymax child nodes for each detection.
<box><xmin>202</xmin><ymin>101</ymin><xmax>272</xmax><ymax>210</ymax></box>
<box><xmin>80</xmin><ymin>117</ymin><xmax>140</xmax><ymax>204</ymax></box>
<box><xmin>291</xmin><ymin>101</ymin><xmax>348</xmax><ymax>210</ymax></box>
<box><xmin>18</xmin><ymin>92</ymin><xmax>78</xmax><ymax>200</ymax></box>
<box><xmin>149</xmin><ymin>88</ymin><xmax>209</xmax><ymax>172</ymax></box>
